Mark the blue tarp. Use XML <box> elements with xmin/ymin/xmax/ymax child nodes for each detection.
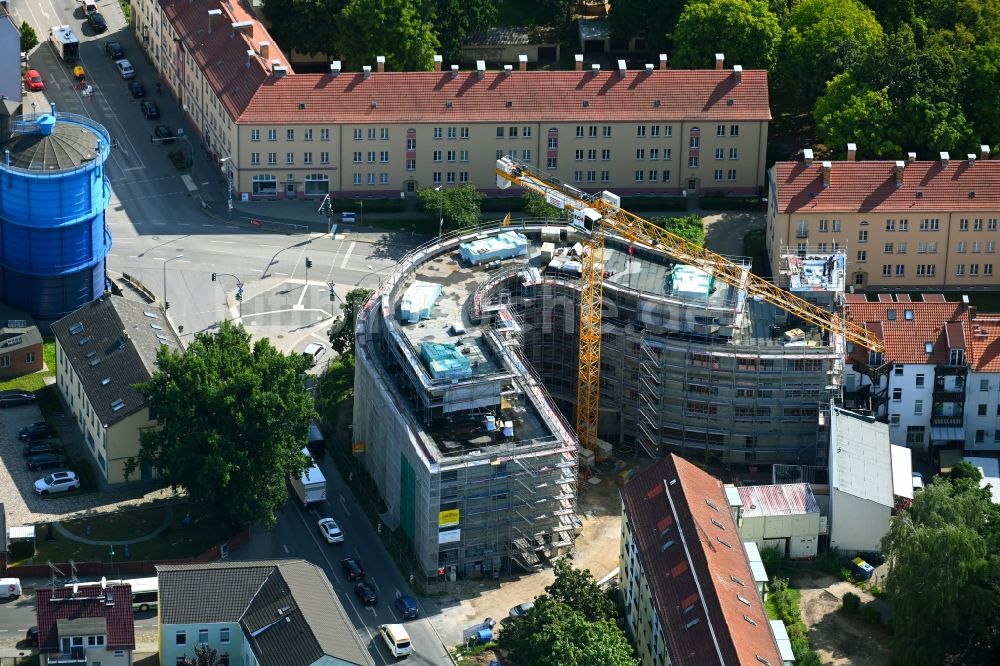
<box><xmin>459</xmin><ymin>231</ymin><xmax>528</xmax><ymax>265</ymax></box>
<box><xmin>399</xmin><ymin>281</ymin><xmax>443</xmax><ymax>323</ymax></box>
<box><xmin>420</xmin><ymin>342</ymin><xmax>472</xmax><ymax>380</ymax></box>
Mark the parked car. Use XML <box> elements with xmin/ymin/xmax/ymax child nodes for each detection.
<box><xmin>87</xmin><ymin>12</ymin><xmax>108</xmax><ymax>33</ymax></box>
<box><xmin>912</xmin><ymin>472</ymin><xmax>925</xmax><ymax>492</ymax></box>
<box><xmin>23</xmin><ymin>70</ymin><xmax>45</xmax><ymax>92</ymax></box>
<box><xmin>0</xmin><ymin>389</ymin><xmax>36</xmax><ymax>407</ymax></box>
<box><xmin>22</xmin><ymin>441</ymin><xmax>63</xmax><ymax>457</ymax></box>
<box><xmin>19</xmin><ymin>422</ymin><xmax>51</xmax><ymax>441</ymax></box>
<box><xmin>508</xmin><ymin>601</ymin><xmax>534</xmax><ymax>619</ymax></box>
<box><xmin>317</xmin><ymin>517</ymin><xmax>344</xmax><ymax>544</ymax></box>
<box><xmin>153</xmin><ymin>125</ymin><xmax>175</xmax><ymax>143</ymax></box>
<box><xmin>341</xmin><ymin>556</ymin><xmax>365</xmax><ymax>581</ymax></box>
<box><xmin>140</xmin><ymin>100</ymin><xmax>160</xmax><ymax>119</ymax></box>
<box><xmin>34</xmin><ymin>471</ymin><xmax>80</xmax><ymax>495</ymax></box>
<box><xmin>115</xmin><ymin>59</ymin><xmax>135</xmax><ymax>79</ymax></box>
<box><xmin>83</xmin><ymin>0</ymin><xmax>98</xmax><ymax>14</ymax></box>
<box><xmin>27</xmin><ymin>453</ymin><xmax>69</xmax><ymax>471</ymax></box>
<box><xmin>378</xmin><ymin>624</ymin><xmax>413</xmax><ymax>658</ymax></box>
<box><xmin>302</xmin><ymin>342</ymin><xmax>326</xmax><ymax>366</ymax></box>
<box><xmin>104</xmin><ymin>41</ymin><xmax>124</xmax><ymax>59</ymax></box>
<box><xmin>354</xmin><ymin>581</ymin><xmax>378</xmax><ymax>605</ymax></box>
<box><xmin>128</xmin><ymin>80</ymin><xmax>146</xmax><ymax>98</ymax></box>
<box><xmin>394</xmin><ymin>595</ymin><xmax>419</xmax><ymax>620</ymax></box>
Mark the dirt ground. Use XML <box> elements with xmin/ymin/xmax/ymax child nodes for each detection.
<box><xmin>793</xmin><ymin>572</ymin><xmax>892</xmax><ymax>666</ymax></box>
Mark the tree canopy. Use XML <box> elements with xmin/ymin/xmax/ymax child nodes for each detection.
<box><xmin>882</xmin><ymin>475</ymin><xmax>1000</xmax><ymax>664</ymax></box>
<box><xmin>20</xmin><ymin>21</ymin><xmax>39</xmax><ymax>52</ymax></box>
<box><xmin>522</xmin><ymin>191</ymin><xmax>562</xmax><ymax>219</ymax></box>
<box><xmin>129</xmin><ymin>321</ymin><xmax>314</xmax><ymax>528</ymax></box>
<box><xmin>337</xmin><ymin>0</ymin><xmax>439</xmax><ymax>71</ymax></box>
<box><xmin>608</xmin><ymin>0</ymin><xmax>684</xmax><ymax>52</ymax></box>
<box><xmin>652</xmin><ymin>214</ymin><xmax>706</xmax><ymax>248</ymax></box>
<box><xmin>813</xmin><ymin>73</ymin><xmax>901</xmax><ymax>158</ymax></box>
<box><xmin>261</xmin><ymin>0</ymin><xmax>347</xmax><ymax>58</ymax></box>
<box><xmin>431</xmin><ymin>0</ymin><xmax>498</xmax><ymax>63</ymax></box>
<box><xmin>328</xmin><ymin>287</ymin><xmax>374</xmax><ymax>357</ymax></box>
<box><xmin>672</xmin><ymin>0</ymin><xmax>783</xmax><ymax>70</ymax></box>
<box><xmin>417</xmin><ymin>184</ymin><xmax>484</xmax><ymax>231</ymax></box>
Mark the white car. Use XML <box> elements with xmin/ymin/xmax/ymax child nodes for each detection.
<box><xmin>34</xmin><ymin>471</ymin><xmax>80</xmax><ymax>495</ymax></box>
<box><xmin>115</xmin><ymin>58</ymin><xmax>135</xmax><ymax>79</ymax></box>
<box><xmin>302</xmin><ymin>342</ymin><xmax>326</xmax><ymax>366</ymax></box>
<box><xmin>318</xmin><ymin>517</ymin><xmax>344</xmax><ymax>544</ymax></box>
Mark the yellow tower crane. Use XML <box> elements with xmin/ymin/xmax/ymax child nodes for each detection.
<box><xmin>496</xmin><ymin>157</ymin><xmax>885</xmax><ymax>456</ymax></box>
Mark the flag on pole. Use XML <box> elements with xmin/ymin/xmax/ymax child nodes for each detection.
<box><xmin>502</xmin><ymin>213</ymin><xmax>512</xmax><ymax>227</ymax></box>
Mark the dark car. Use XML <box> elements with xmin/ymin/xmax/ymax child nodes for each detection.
<box><xmin>27</xmin><ymin>453</ymin><xmax>68</xmax><ymax>471</ymax></box>
<box><xmin>105</xmin><ymin>41</ymin><xmax>124</xmax><ymax>59</ymax></box>
<box><xmin>0</xmin><ymin>389</ymin><xmax>36</xmax><ymax>407</ymax></box>
<box><xmin>23</xmin><ymin>441</ymin><xmax>63</xmax><ymax>457</ymax></box>
<box><xmin>25</xmin><ymin>627</ymin><xmax>38</xmax><ymax>647</ymax></box>
<box><xmin>394</xmin><ymin>595</ymin><xmax>419</xmax><ymax>620</ymax></box>
<box><xmin>87</xmin><ymin>12</ymin><xmax>108</xmax><ymax>33</ymax></box>
<box><xmin>140</xmin><ymin>100</ymin><xmax>160</xmax><ymax>119</ymax></box>
<box><xmin>19</xmin><ymin>422</ymin><xmax>51</xmax><ymax>441</ymax></box>
<box><xmin>128</xmin><ymin>80</ymin><xmax>146</xmax><ymax>98</ymax></box>
<box><xmin>341</xmin><ymin>556</ymin><xmax>365</xmax><ymax>581</ymax></box>
<box><xmin>153</xmin><ymin>125</ymin><xmax>175</xmax><ymax>143</ymax></box>
<box><xmin>354</xmin><ymin>581</ymin><xmax>378</xmax><ymax>605</ymax></box>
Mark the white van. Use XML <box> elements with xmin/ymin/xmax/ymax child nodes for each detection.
<box><xmin>379</xmin><ymin>623</ymin><xmax>413</xmax><ymax>658</ymax></box>
<box><xmin>1</xmin><ymin>578</ymin><xmax>22</xmax><ymax>599</ymax></box>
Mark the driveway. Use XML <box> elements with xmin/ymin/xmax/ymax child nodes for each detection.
<box><xmin>703</xmin><ymin>211</ymin><xmax>765</xmax><ymax>258</ymax></box>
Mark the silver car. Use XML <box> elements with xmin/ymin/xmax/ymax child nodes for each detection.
<box><xmin>115</xmin><ymin>58</ymin><xmax>135</xmax><ymax>79</ymax></box>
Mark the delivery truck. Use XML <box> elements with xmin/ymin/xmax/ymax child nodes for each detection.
<box><xmin>291</xmin><ymin>448</ymin><xmax>326</xmax><ymax>506</ymax></box>
<box><xmin>49</xmin><ymin>25</ymin><xmax>80</xmax><ymax>62</ymax></box>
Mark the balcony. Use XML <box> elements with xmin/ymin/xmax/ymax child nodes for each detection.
<box><xmin>930</xmin><ymin>415</ymin><xmax>963</xmax><ymax>427</ymax></box>
<box><xmin>935</xmin><ymin>363</ymin><xmax>967</xmax><ymax>376</ymax></box>
<box><xmin>49</xmin><ymin>652</ymin><xmax>86</xmax><ymax>664</ymax></box>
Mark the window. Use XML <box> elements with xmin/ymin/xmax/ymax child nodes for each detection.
<box><xmin>251</xmin><ymin>174</ymin><xmax>277</xmax><ymax>196</ymax></box>
<box><xmin>446</xmin><ymin>171</ymin><xmax>455</xmax><ymax>184</ymax></box>
<box><xmin>970</xmin><ymin>263</ymin><xmax>979</xmax><ymax>276</ymax></box>
<box><xmin>959</xmin><ymin>241</ymin><xmax>968</xmax><ymax>253</ymax></box>
<box><xmin>986</xmin><ymin>263</ymin><xmax>994</xmax><ymax>276</ymax></box>
<box><xmin>976</xmin><ymin>429</ymin><xmax>986</xmax><ymax>443</ymax></box>
<box><xmin>859</xmin><ymin>230</ymin><xmax>868</xmax><ymax>242</ymax></box>
<box><xmin>896</xmin><ymin>264</ymin><xmax>905</xmax><ymax>276</ymax></box>
<box><xmin>601</xmin><ymin>170</ymin><xmax>610</xmax><ymax>182</ymax></box>
<box><xmin>688</xmin><ymin>156</ymin><xmax>699</xmax><ymax>167</ymax></box>
<box><xmin>603</xmin><ymin>125</ymin><xmax>612</xmax><ymax>137</ymax></box>
<box><xmin>920</xmin><ymin>218</ymin><xmax>940</xmax><ymax>230</ymax></box>
<box><xmin>304</xmin><ymin>128</ymin><xmax>312</xmax><ymax>141</ymax></box>
<box><xmin>956</xmin><ymin>263</ymin><xmax>966</xmax><ymax>276</ymax></box>
<box><xmin>730</xmin><ymin>124</ymin><xmax>739</xmax><ymax>136</ymax></box>
<box><xmin>886</xmin><ymin>219</ymin><xmax>895</xmax><ymax>231</ymax></box>
<box><xmin>176</xmin><ymin>631</ymin><xmax>186</xmax><ymax>646</ymax></box>
<box><xmin>522</xmin><ymin>149</ymin><xmax>531</xmax><ymax>161</ymax></box>
<box><xmin>320</xmin><ymin>151</ymin><xmax>329</xmax><ymax>165</ymax></box>
<box><xmin>286</xmin><ymin>129</ymin><xmax>294</xmax><ymax>141</ymax></box>
<box><xmin>991</xmin><ymin>218</ymin><xmax>998</xmax><ymax>231</ymax></box>
<box><xmin>521</xmin><ymin>126</ymin><xmax>530</xmax><ymax>138</ymax></box>
<box><xmin>353</xmin><ymin>151</ymin><xmax>362</xmax><ymax>164</ymax></box>
<box><xmin>320</xmin><ymin>128</ymin><xmax>329</xmax><ymax>141</ymax></box>
<box><xmin>833</xmin><ymin>219</ymin><xmax>841</xmax><ymax>231</ymax></box>
<box><xmin>366</xmin><ymin>151</ymin><xmax>376</xmax><ymax>163</ymax></box>
<box><xmin>717</xmin><ymin>124</ymin><xmax>726</xmax><ymax>136</ymax></box>
<box><xmin>447</xmin><ymin>127</ymin><xmax>456</xmax><ymax>139</ymax></box>
<box><xmin>884</xmin><ymin>242</ymin><xmax>893</xmax><ymax>253</ymax></box>
<box><xmin>715</xmin><ymin>148</ymin><xmax>725</xmax><ymax>160</ymax></box>
<box><xmin>979</xmin><ymin>404</ymin><xmax>988</xmax><ymax>416</ymax></box>
<box><xmin>433</xmin><ymin>127</ymin><xmax>443</xmax><ymax>139</ymax></box>
<box><xmin>353</xmin><ymin>173</ymin><xmax>362</xmax><ymax>185</ymax></box>
<box><xmin>433</xmin><ymin>150</ymin><xmax>442</xmax><ymax>163</ymax></box>
<box><xmin>0</xmin><ymin>356</ymin><xmax>8</xmax><ymax>368</ymax></box>
<box><xmin>302</xmin><ymin>151</ymin><xmax>312</xmax><ymax>165</ymax></box>
<box><xmin>250</xmin><ymin>129</ymin><xmax>260</xmax><ymax>142</ymax></box>
<box><xmin>636</xmin><ymin>125</ymin><xmax>647</xmax><ymax>137</ymax></box>
<box><xmin>892</xmin><ymin>388</ymin><xmax>902</xmax><ymax>401</ymax></box>
<box><xmin>380</xmin><ymin>172</ymin><xmax>389</xmax><ymax>184</ymax></box>
<box><xmin>729</xmin><ymin>147</ymin><xmax>738</xmax><ymax>160</ymax></box>
<box><xmin>352</xmin><ymin>128</ymin><xmax>362</xmax><ymax>140</ymax></box>
<box><xmin>366</xmin><ymin>173</ymin><xmax>376</xmax><ymax>185</ymax></box>
<box><xmin>367</xmin><ymin>128</ymin><xmax>376</xmax><ymax>139</ymax></box>
<box><xmin>906</xmin><ymin>426</ymin><xmax>925</xmax><ymax>445</ymax></box>
<box><xmin>380</xmin><ymin>127</ymin><xmax>389</xmax><ymax>140</ymax></box>
<box><xmin>665</xmin><ymin>148</ymin><xmax>672</xmax><ymax>160</ymax></box>
<box><xmin>304</xmin><ymin>174</ymin><xmax>328</xmax><ymax>195</ymax></box>
<box><xmin>819</xmin><ymin>219</ymin><xmax>829</xmax><ymax>232</ymax></box>
<box><xmin>728</xmin><ymin>169</ymin><xmax>737</xmax><ymax>181</ymax></box>
<box><xmin>897</xmin><ymin>242</ymin><xmax>906</xmax><ymax>253</ymax></box>
<box><xmin>547</xmin><ymin>137</ymin><xmax>558</xmax><ymax>149</ymax></box>
<box><xmin>914</xmin><ymin>400</ymin><xmax>923</xmax><ymax>415</ymax></box>
<box><xmin>575</xmin><ymin>149</ymin><xmax>584</xmax><ymax>161</ymax></box>
<box><xmin>220</xmin><ymin>628</ymin><xmax>230</xmax><ymax>644</ymax></box>
<box><xmin>989</xmin><ymin>241</ymin><xmax>996</xmax><ymax>253</ymax></box>
<box><xmin>587</xmin><ymin>148</ymin><xmax>596</xmax><ymax>161</ymax></box>
<box><xmin>406</xmin><ymin>138</ymin><xmax>416</xmax><ymax>151</ymax></box>
<box><xmin>635</xmin><ymin>148</ymin><xmax>646</xmax><ymax>160</ymax></box>
<box><xmin>602</xmin><ymin>149</ymin><xmax>611</xmax><ymax>161</ymax></box>
<box><xmin>689</xmin><ymin>136</ymin><xmax>700</xmax><ymax>148</ymax></box>
<box><xmin>900</xmin><ymin>219</ymin><xmax>909</xmax><ymax>230</ymax></box>
<box><xmin>588</xmin><ymin>170</ymin><xmax>597</xmax><ymax>182</ymax></box>
<box><xmin>960</xmin><ymin>218</ymin><xmax>969</xmax><ymax>231</ymax></box>
<box><xmin>432</xmin><ymin>171</ymin><xmax>441</xmax><ymax>184</ymax></box>
<box><xmin>714</xmin><ymin>169</ymin><xmax>723</xmax><ymax>181</ymax></box>
<box><xmin>250</xmin><ymin>152</ymin><xmax>260</xmax><ymax>165</ymax></box>
<box><xmin>915</xmin><ymin>373</ymin><xmax>924</xmax><ymax>387</ymax></box>
<box><xmin>198</xmin><ymin>629</ymin><xmax>209</xmax><ymax>644</ymax></box>
<box><xmin>981</xmin><ymin>379</ymin><xmax>990</xmax><ymax>392</ymax></box>
<box><xmin>857</xmin><ymin>250</ymin><xmax>866</xmax><ymax>262</ymax></box>
<box><xmin>406</xmin><ymin>158</ymin><xmax>415</xmax><ymax>171</ymax></box>
<box><xmin>975</xmin><ymin>218</ymin><xmax>983</xmax><ymax>230</ymax></box>
<box><xmin>267</xmin><ymin>129</ymin><xmax>277</xmax><ymax>141</ymax></box>
<box><xmin>26</xmin><ymin>351</ymin><xmax>36</xmax><ymax>364</ymax></box>
<box><xmin>890</xmin><ymin>414</ymin><xmax>900</xmax><ymax>426</ymax></box>
<box><xmin>547</xmin><ymin>157</ymin><xmax>557</xmax><ymax>169</ymax></box>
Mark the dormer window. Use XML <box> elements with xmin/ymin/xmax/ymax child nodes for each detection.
<box><xmin>950</xmin><ymin>348</ymin><xmax>965</xmax><ymax>365</ymax></box>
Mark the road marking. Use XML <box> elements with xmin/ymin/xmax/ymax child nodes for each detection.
<box><xmin>282</xmin><ymin>544</ymin><xmax>289</xmax><ymax>554</ymax></box>
<box><xmin>274</xmin><ymin>272</ymin><xmax>290</xmax><ymax>276</ymax></box>
<box><xmin>339</xmin><ymin>241</ymin><xmax>357</xmax><ymax>269</ymax></box>
<box><xmin>180</xmin><ymin>174</ymin><xmax>198</xmax><ymax>193</ymax></box>
<box><xmin>260</xmin><ymin>244</ymin><xmax>284</xmax><ymax>249</ymax></box>
<box><xmin>209</xmin><ymin>240</ymin><xmax>236</xmax><ymax>244</ymax></box>
<box><xmin>339</xmin><ymin>495</ymin><xmax>351</xmax><ymax>517</ymax></box>
<box><xmin>121</xmin><ymin>166</ymin><xmax>146</xmax><ymax>173</ymax></box>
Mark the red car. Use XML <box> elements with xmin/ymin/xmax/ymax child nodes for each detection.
<box><xmin>24</xmin><ymin>70</ymin><xmax>45</xmax><ymax>91</ymax></box>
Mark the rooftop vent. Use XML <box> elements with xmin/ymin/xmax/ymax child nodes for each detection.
<box><xmin>245</xmin><ymin>49</ymin><xmax>255</xmax><ymax>67</ymax></box>
<box><xmin>895</xmin><ymin>160</ymin><xmax>905</xmax><ymax>188</ymax></box>
<box><xmin>715</xmin><ymin>52</ymin><xmax>725</xmax><ymax>70</ymax></box>
<box><xmin>940</xmin><ymin>151</ymin><xmax>950</xmax><ymax>168</ymax></box>
<box><xmin>370</xmin><ymin>100</ymin><xmax>377</xmax><ymax>109</ymax></box>
<box><xmin>503</xmin><ymin>64</ymin><xmax>512</xmax><ymax>76</ymax></box>
<box><xmin>685</xmin><ymin>618</ymin><xmax>701</xmax><ymax>630</ymax></box>
<box><xmin>733</xmin><ymin>64</ymin><xmax>742</xmax><ymax>84</ymax></box>
<box><xmin>78</xmin><ymin>336</ymin><xmax>92</xmax><ymax>346</ymax></box>
<box><xmin>743</xmin><ymin>614</ymin><xmax>757</xmax><ymax>626</ymax></box>
<box><xmin>803</xmin><ymin>148</ymin><xmax>814</xmax><ymax>167</ymax></box>
<box><xmin>981</xmin><ymin>144</ymin><xmax>990</xmax><ymax>160</ymax></box>
<box><xmin>659</xmin><ymin>53</ymin><xmax>668</xmax><ymax>70</ymax></box>
<box><xmin>476</xmin><ymin>60</ymin><xmax>486</xmax><ymax>79</ymax></box>
<box><xmin>591</xmin><ymin>63</ymin><xmax>600</xmax><ymax>74</ymax></box>
<box><xmin>519</xmin><ymin>54</ymin><xmax>528</xmax><ymax>71</ymax></box>
<box><xmin>446</xmin><ymin>100</ymin><xmax>453</xmax><ymax>108</ymax></box>
<box><xmin>907</xmin><ymin>151</ymin><xmax>917</xmax><ymax>163</ymax></box>
<box><xmin>376</xmin><ymin>55</ymin><xmax>385</xmax><ymax>73</ymax></box>
<box><xmin>272</xmin><ymin>65</ymin><xmax>287</xmax><ymax>78</ymax></box>
<box><xmin>645</xmin><ymin>63</ymin><xmax>654</xmax><ymax>73</ymax></box>
<box><xmin>847</xmin><ymin>143</ymin><xmax>857</xmax><ymax>161</ymax></box>
<box><xmin>363</xmin><ymin>65</ymin><xmax>371</xmax><ymax>79</ymax></box>
<box><xmin>207</xmin><ymin>8</ymin><xmax>222</xmax><ymax>33</ymax></box>
<box><xmin>89</xmin><ymin>356</ymin><xmax>101</xmax><ymax>367</ymax></box>
<box><xmin>654</xmin><ymin>98</ymin><xmax>661</xmax><ymax>107</ymax></box>
<box><xmin>101</xmin><ymin>377</ymin><xmax>111</xmax><ymax>386</ymax></box>
<box><xmin>506</xmin><ymin>100</ymin><xmax>513</xmax><ymax>107</ymax></box>
<box><xmin>617</xmin><ymin>59</ymin><xmax>627</xmax><ymax>78</ymax></box>
<box><xmin>298</xmin><ymin>102</ymin><xmax>305</xmax><ymax>110</ymax></box>
<box><xmin>575</xmin><ymin>53</ymin><xmax>584</xmax><ymax>72</ymax></box>
<box><xmin>433</xmin><ymin>54</ymin><xmax>442</xmax><ymax>72</ymax></box>
<box><xmin>259</xmin><ymin>41</ymin><xmax>270</xmax><ymax>60</ymax></box>
<box><xmin>231</xmin><ymin>20</ymin><xmax>253</xmax><ymax>37</ymax></box>
<box><xmin>917</xmin><ymin>191</ymin><xmax>924</xmax><ymax>198</ymax></box>
<box><xmin>330</xmin><ymin>61</ymin><xmax>341</xmax><ymax>76</ymax></box>
<box><xmin>969</xmin><ymin>191</ymin><xmax>976</xmax><ymax>198</ymax></box>
<box><xmin>822</xmin><ymin>160</ymin><xmax>832</xmax><ymax>188</ymax></box>
<box><xmin>451</xmin><ymin>64</ymin><xmax>459</xmax><ymax>78</ymax></box>
<box><xmin>582</xmin><ymin>99</ymin><xmax>589</xmax><ymax>107</ymax></box>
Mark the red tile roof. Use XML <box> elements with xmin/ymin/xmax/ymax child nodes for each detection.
<box><xmin>35</xmin><ymin>584</ymin><xmax>135</xmax><ymax>653</ymax></box>
<box><xmin>162</xmin><ymin>0</ymin><xmax>291</xmax><ymax>122</ymax></box>
<box><xmin>969</xmin><ymin>318</ymin><xmax>1000</xmax><ymax>372</ymax></box>
<box><xmin>621</xmin><ymin>454</ymin><xmax>782</xmax><ymax>666</ymax></box>
<box><xmin>843</xmin><ymin>297</ymin><xmax>972</xmax><ymax>365</ymax></box>
<box><xmin>772</xmin><ymin>159</ymin><xmax>1000</xmax><ymax>214</ymax></box>
<box><xmin>238</xmin><ymin>69</ymin><xmax>770</xmax><ymax>124</ymax></box>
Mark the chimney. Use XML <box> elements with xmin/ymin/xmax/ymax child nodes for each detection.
<box><xmin>259</xmin><ymin>41</ymin><xmax>269</xmax><ymax>61</ymax></box>
<box><xmin>451</xmin><ymin>64</ymin><xmax>459</xmax><ymax>78</ymax></box>
<box><xmin>645</xmin><ymin>63</ymin><xmax>654</xmax><ymax>73</ymax></box>
<box><xmin>980</xmin><ymin>144</ymin><xmax>990</xmax><ymax>160</ymax></box>
<box><xmin>895</xmin><ymin>160</ymin><xmax>905</xmax><ymax>188</ymax></box>
<box><xmin>617</xmin><ymin>59</ymin><xmax>627</xmax><ymax>78</ymax></box>
<box><xmin>476</xmin><ymin>60</ymin><xmax>486</xmax><ymax>79</ymax></box>
<box><xmin>968</xmin><ymin>153</ymin><xmax>976</xmax><ymax>166</ymax></box>
<box><xmin>940</xmin><ymin>151</ymin><xmax>950</xmax><ymax>168</ymax></box>
<box><xmin>846</xmin><ymin>143</ymin><xmax>857</xmax><ymax>161</ymax></box>
<box><xmin>907</xmin><ymin>151</ymin><xmax>917</xmax><ymax>163</ymax></box>
<box><xmin>519</xmin><ymin>54</ymin><xmax>528</xmax><ymax>71</ymax></box>
<box><xmin>821</xmin><ymin>160</ymin><xmax>832</xmax><ymax>188</ymax></box>
<box><xmin>803</xmin><ymin>148</ymin><xmax>814</xmax><ymax>168</ymax></box>
<box><xmin>575</xmin><ymin>54</ymin><xmax>584</xmax><ymax>71</ymax></box>
<box><xmin>659</xmin><ymin>53</ymin><xmax>668</xmax><ymax>70</ymax></box>
<box><xmin>732</xmin><ymin>64</ymin><xmax>742</xmax><ymax>84</ymax></box>
<box><xmin>376</xmin><ymin>55</ymin><xmax>385</xmax><ymax>73</ymax></box>
<box><xmin>273</xmin><ymin>65</ymin><xmax>287</xmax><ymax>79</ymax></box>
<box><xmin>715</xmin><ymin>53</ymin><xmax>724</xmax><ymax>70</ymax></box>
<box><xmin>270</xmin><ymin>59</ymin><xmax>280</xmax><ymax>71</ymax></box>
<box><xmin>245</xmin><ymin>49</ymin><xmax>255</xmax><ymax>67</ymax></box>
<box><xmin>363</xmin><ymin>65</ymin><xmax>371</xmax><ymax>79</ymax></box>
<box><xmin>330</xmin><ymin>60</ymin><xmax>341</xmax><ymax>77</ymax></box>
<box><xmin>591</xmin><ymin>63</ymin><xmax>601</xmax><ymax>74</ymax></box>
<box><xmin>433</xmin><ymin>54</ymin><xmax>442</xmax><ymax>72</ymax></box>
<box><xmin>231</xmin><ymin>20</ymin><xmax>253</xmax><ymax>38</ymax></box>
<box><xmin>207</xmin><ymin>8</ymin><xmax>222</xmax><ymax>33</ymax></box>
<box><xmin>503</xmin><ymin>64</ymin><xmax>512</xmax><ymax>75</ymax></box>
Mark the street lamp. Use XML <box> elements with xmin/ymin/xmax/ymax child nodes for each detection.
<box><xmin>219</xmin><ymin>156</ymin><xmax>234</xmax><ymax>218</ymax></box>
<box><xmin>435</xmin><ymin>185</ymin><xmax>444</xmax><ymax>238</ymax></box>
<box><xmin>162</xmin><ymin>253</ymin><xmax>184</xmax><ymax>311</ymax></box>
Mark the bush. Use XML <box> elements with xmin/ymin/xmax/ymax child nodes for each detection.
<box><xmin>481</xmin><ymin>196</ymin><xmax>527</xmax><ymax>212</ymax></box>
<box><xmin>838</xmin><ymin>567</ymin><xmax>853</xmax><ymax>582</ymax></box>
<box><xmin>699</xmin><ymin>195</ymin><xmax>764</xmax><ymax>211</ymax></box>
<box><xmin>861</xmin><ymin>604</ymin><xmax>883</xmax><ymax>625</ymax></box>
<box><xmin>620</xmin><ymin>195</ymin><xmax>688</xmax><ymax>212</ymax></box>
<box><xmin>842</xmin><ymin>592</ymin><xmax>861</xmax><ymax>614</ymax></box>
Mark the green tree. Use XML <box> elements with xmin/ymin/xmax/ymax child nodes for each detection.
<box><xmin>336</xmin><ymin>0</ymin><xmax>439</xmax><ymax>71</ymax></box>
<box><xmin>523</xmin><ymin>191</ymin><xmax>561</xmax><ymax>219</ymax></box>
<box><xmin>813</xmin><ymin>73</ymin><xmax>901</xmax><ymax>157</ymax></box>
<box><xmin>882</xmin><ymin>477</ymin><xmax>1000</xmax><ymax>664</ymax></box>
<box><xmin>431</xmin><ymin>0</ymin><xmax>498</xmax><ymax>63</ymax></box>
<box><xmin>418</xmin><ymin>184</ymin><xmax>484</xmax><ymax>231</ymax></box>
<box><xmin>962</xmin><ymin>41</ymin><xmax>1000</xmax><ymax>146</ymax></box>
<box><xmin>328</xmin><ymin>287</ymin><xmax>374</xmax><ymax>357</ymax></box>
<box><xmin>652</xmin><ymin>214</ymin><xmax>706</xmax><ymax>247</ymax></box>
<box><xmin>261</xmin><ymin>0</ymin><xmax>347</xmax><ymax>57</ymax></box>
<box><xmin>608</xmin><ymin>0</ymin><xmax>684</xmax><ymax>53</ymax></box>
<box><xmin>946</xmin><ymin>459</ymin><xmax>984</xmax><ymax>484</ymax></box>
<box><xmin>498</xmin><ymin>596</ymin><xmax>637</xmax><ymax>666</ymax></box>
<box><xmin>777</xmin><ymin>0</ymin><xmax>884</xmax><ymax>112</ymax></box>
<box><xmin>20</xmin><ymin>21</ymin><xmax>39</xmax><ymax>53</ymax></box>
<box><xmin>128</xmin><ymin>321</ymin><xmax>314</xmax><ymax>528</ymax></box>
<box><xmin>543</xmin><ymin>560</ymin><xmax>616</xmax><ymax>623</ymax></box>
<box><xmin>672</xmin><ymin>0</ymin><xmax>783</xmax><ymax>70</ymax></box>
<box><xmin>861</xmin><ymin>0</ymin><xmax>918</xmax><ymax>29</ymax></box>
<box><xmin>179</xmin><ymin>645</ymin><xmax>221</xmax><ymax>666</ymax></box>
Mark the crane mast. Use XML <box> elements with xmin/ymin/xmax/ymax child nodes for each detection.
<box><xmin>495</xmin><ymin>157</ymin><xmax>884</xmax><ymax>456</ymax></box>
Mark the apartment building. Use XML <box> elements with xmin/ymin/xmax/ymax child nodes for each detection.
<box><xmin>842</xmin><ymin>293</ymin><xmax>1000</xmax><ymax>453</ymax></box>
<box><xmin>768</xmin><ymin>148</ymin><xmax>1000</xmax><ymax>289</ymax></box>
<box><xmin>619</xmin><ymin>454</ymin><xmax>788</xmax><ymax>666</ymax></box>
<box><xmin>131</xmin><ymin>0</ymin><xmax>770</xmax><ymax>201</ymax></box>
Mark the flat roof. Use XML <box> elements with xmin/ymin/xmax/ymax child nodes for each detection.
<box><xmin>890</xmin><ymin>445</ymin><xmax>914</xmax><ymax>500</ymax></box>
<box><xmin>964</xmin><ymin>456</ymin><xmax>1000</xmax><ymax>505</ymax></box>
<box><xmin>738</xmin><ymin>483</ymin><xmax>819</xmax><ymax>518</ymax></box>
<box><xmin>830</xmin><ymin>407</ymin><xmax>894</xmax><ymax>507</ymax></box>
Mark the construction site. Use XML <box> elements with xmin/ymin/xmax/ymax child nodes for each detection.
<box><xmin>350</xmin><ymin>158</ymin><xmax>884</xmax><ymax>579</ymax></box>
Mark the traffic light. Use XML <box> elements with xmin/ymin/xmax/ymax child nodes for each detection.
<box><xmin>305</xmin><ymin>258</ymin><xmax>313</xmax><ymax>269</ymax></box>
<box><xmin>164</xmin><ymin>301</ymin><xmax>170</xmax><ymax>310</ymax></box>
<box><xmin>211</xmin><ymin>272</ymin><xmax>217</xmax><ymax>282</ymax></box>
<box><xmin>235</xmin><ymin>292</ymin><xmax>243</xmax><ymax>302</ymax></box>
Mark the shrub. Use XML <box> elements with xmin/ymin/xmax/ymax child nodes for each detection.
<box><xmin>842</xmin><ymin>592</ymin><xmax>861</xmax><ymax>614</ymax></box>
<box><xmin>699</xmin><ymin>195</ymin><xmax>764</xmax><ymax>211</ymax></box>
<box><xmin>838</xmin><ymin>567</ymin><xmax>853</xmax><ymax>582</ymax></box>
<box><xmin>861</xmin><ymin>604</ymin><xmax>883</xmax><ymax>625</ymax></box>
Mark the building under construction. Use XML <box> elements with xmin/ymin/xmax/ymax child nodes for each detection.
<box><xmin>353</xmin><ymin>223</ymin><xmax>844</xmax><ymax>579</ymax></box>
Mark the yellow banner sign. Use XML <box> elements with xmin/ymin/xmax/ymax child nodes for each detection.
<box><xmin>439</xmin><ymin>508</ymin><xmax>460</xmax><ymax>527</ymax></box>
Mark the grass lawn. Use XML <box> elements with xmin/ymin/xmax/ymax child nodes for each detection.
<box><xmin>0</xmin><ymin>340</ymin><xmax>56</xmax><ymax>392</ymax></box>
<box><xmin>766</xmin><ymin>585</ymin><xmax>801</xmax><ymax>620</ymax></box>
<box><xmin>16</xmin><ymin>503</ymin><xmax>235</xmax><ymax>565</ymax></box>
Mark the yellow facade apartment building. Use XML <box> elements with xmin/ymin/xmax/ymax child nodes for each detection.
<box><xmin>768</xmin><ymin>149</ymin><xmax>1000</xmax><ymax>290</ymax></box>
<box><xmin>131</xmin><ymin>0</ymin><xmax>770</xmax><ymax>201</ymax></box>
